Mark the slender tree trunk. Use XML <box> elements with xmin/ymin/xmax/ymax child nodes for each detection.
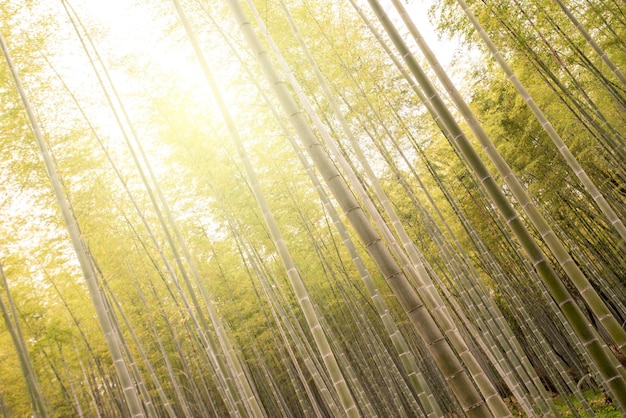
<box><xmin>0</xmin><ymin>28</ymin><xmax>145</xmax><ymax>418</ymax></box>
<box><xmin>0</xmin><ymin>263</ymin><xmax>49</xmax><ymax>418</ymax></box>
<box><xmin>173</xmin><ymin>1</ymin><xmax>360</xmax><ymax>416</ymax></box>
<box><xmin>362</xmin><ymin>1</ymin><xmax>626</xmax><ymax>410</ymax></box>
<box><xmin>224</xmin><ymin>1</ymin><xmax>500</xmax><ymax>416</ymax></box>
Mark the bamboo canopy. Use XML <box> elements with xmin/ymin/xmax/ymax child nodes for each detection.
<box><xmin>0</xmin><ymin>0</ymin><xmax>624</xmax><ymax>416</ymax></box>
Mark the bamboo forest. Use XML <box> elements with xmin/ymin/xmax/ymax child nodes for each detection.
<box><xmin>1</xmin><ymin>0</ymin><xmax>625</xmax><ymax>416</ymax></box>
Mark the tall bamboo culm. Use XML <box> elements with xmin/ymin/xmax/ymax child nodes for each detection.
<box><xmin>223</xmin><ymin>1</ymin><xmax>503</xmax><ymax>416</ymax></box>
<box><xmin>0</xmin><ymin>28</ymin><xmax>146</xmax><ymax>418</ymax></box>
<box><xmin>363</xmin><ymin>1</ymin><xmax>626</xmax><ymax>411</ymax></box>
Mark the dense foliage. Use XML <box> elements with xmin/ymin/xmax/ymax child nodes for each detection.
<box><xmin>0</xmin><ymin>0</ymin><xmax>624</xmax><ymax>416</ymax></box>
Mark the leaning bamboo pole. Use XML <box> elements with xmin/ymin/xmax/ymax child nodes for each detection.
<box><xmin>172</xmin><ymin>1</ymin><xmax>360</xmax><ymax>415</ymax></box>
<box><xmin>0</xmin><ymin>263</ymin><xmax>49</xmax><ymax>418</ymax></box>
<box><xmin>0</xmin><ymin>28</ymin><xmax>145</xmax><ymax>418</ymax></box>
<box><xmin>362</xmin><ymin>0</ymin><xmax>626</xmax><ymax>410</ymax></box>
<box><xmin>444</xmin><ymin>0</ymin><xmax>626</xmax><ymax>247</ymax></box>
<box><xmin>61</xmin><ymin>2</ymin><xmax>254</xmax><ymax>414</ymax></box>
<box><xmin>224</xmin><ymin>1</ymin><xmax>498</xmax><ymax>416</ymax></box>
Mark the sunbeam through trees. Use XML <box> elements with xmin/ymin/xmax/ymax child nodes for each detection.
<box><xmin>0</xmin><ymin>0</ymin><xmax>625</xmax><ymax>416</ymax></box>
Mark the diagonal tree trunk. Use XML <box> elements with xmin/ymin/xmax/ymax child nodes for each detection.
<box><xmin>61</xmin><ymin>2</ymin><xmax>260</xmax><ymax>414</ymax></box>
<box><xmin>0</xmin><ymin>263</ymin><xmax>49</xmax><ymax>418</ymax></box>
<box><xmin>0</xmin><ymin>28</ymin><xmax>145</xmax><ymax>418</ymax></box>
<box><xmin>223</xmin><ymin>1</ymin><xmax>502</xmax><ymax>416</ymax></box>
<box><xmin>171</xmin><ymin>1</ymin><xmax>360</xmax><ymax>415</ymax></box>
<box><xmin>362</xmin><ymin>1</ymin><xmax>626</xmax><ymax>410</ymax></box>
